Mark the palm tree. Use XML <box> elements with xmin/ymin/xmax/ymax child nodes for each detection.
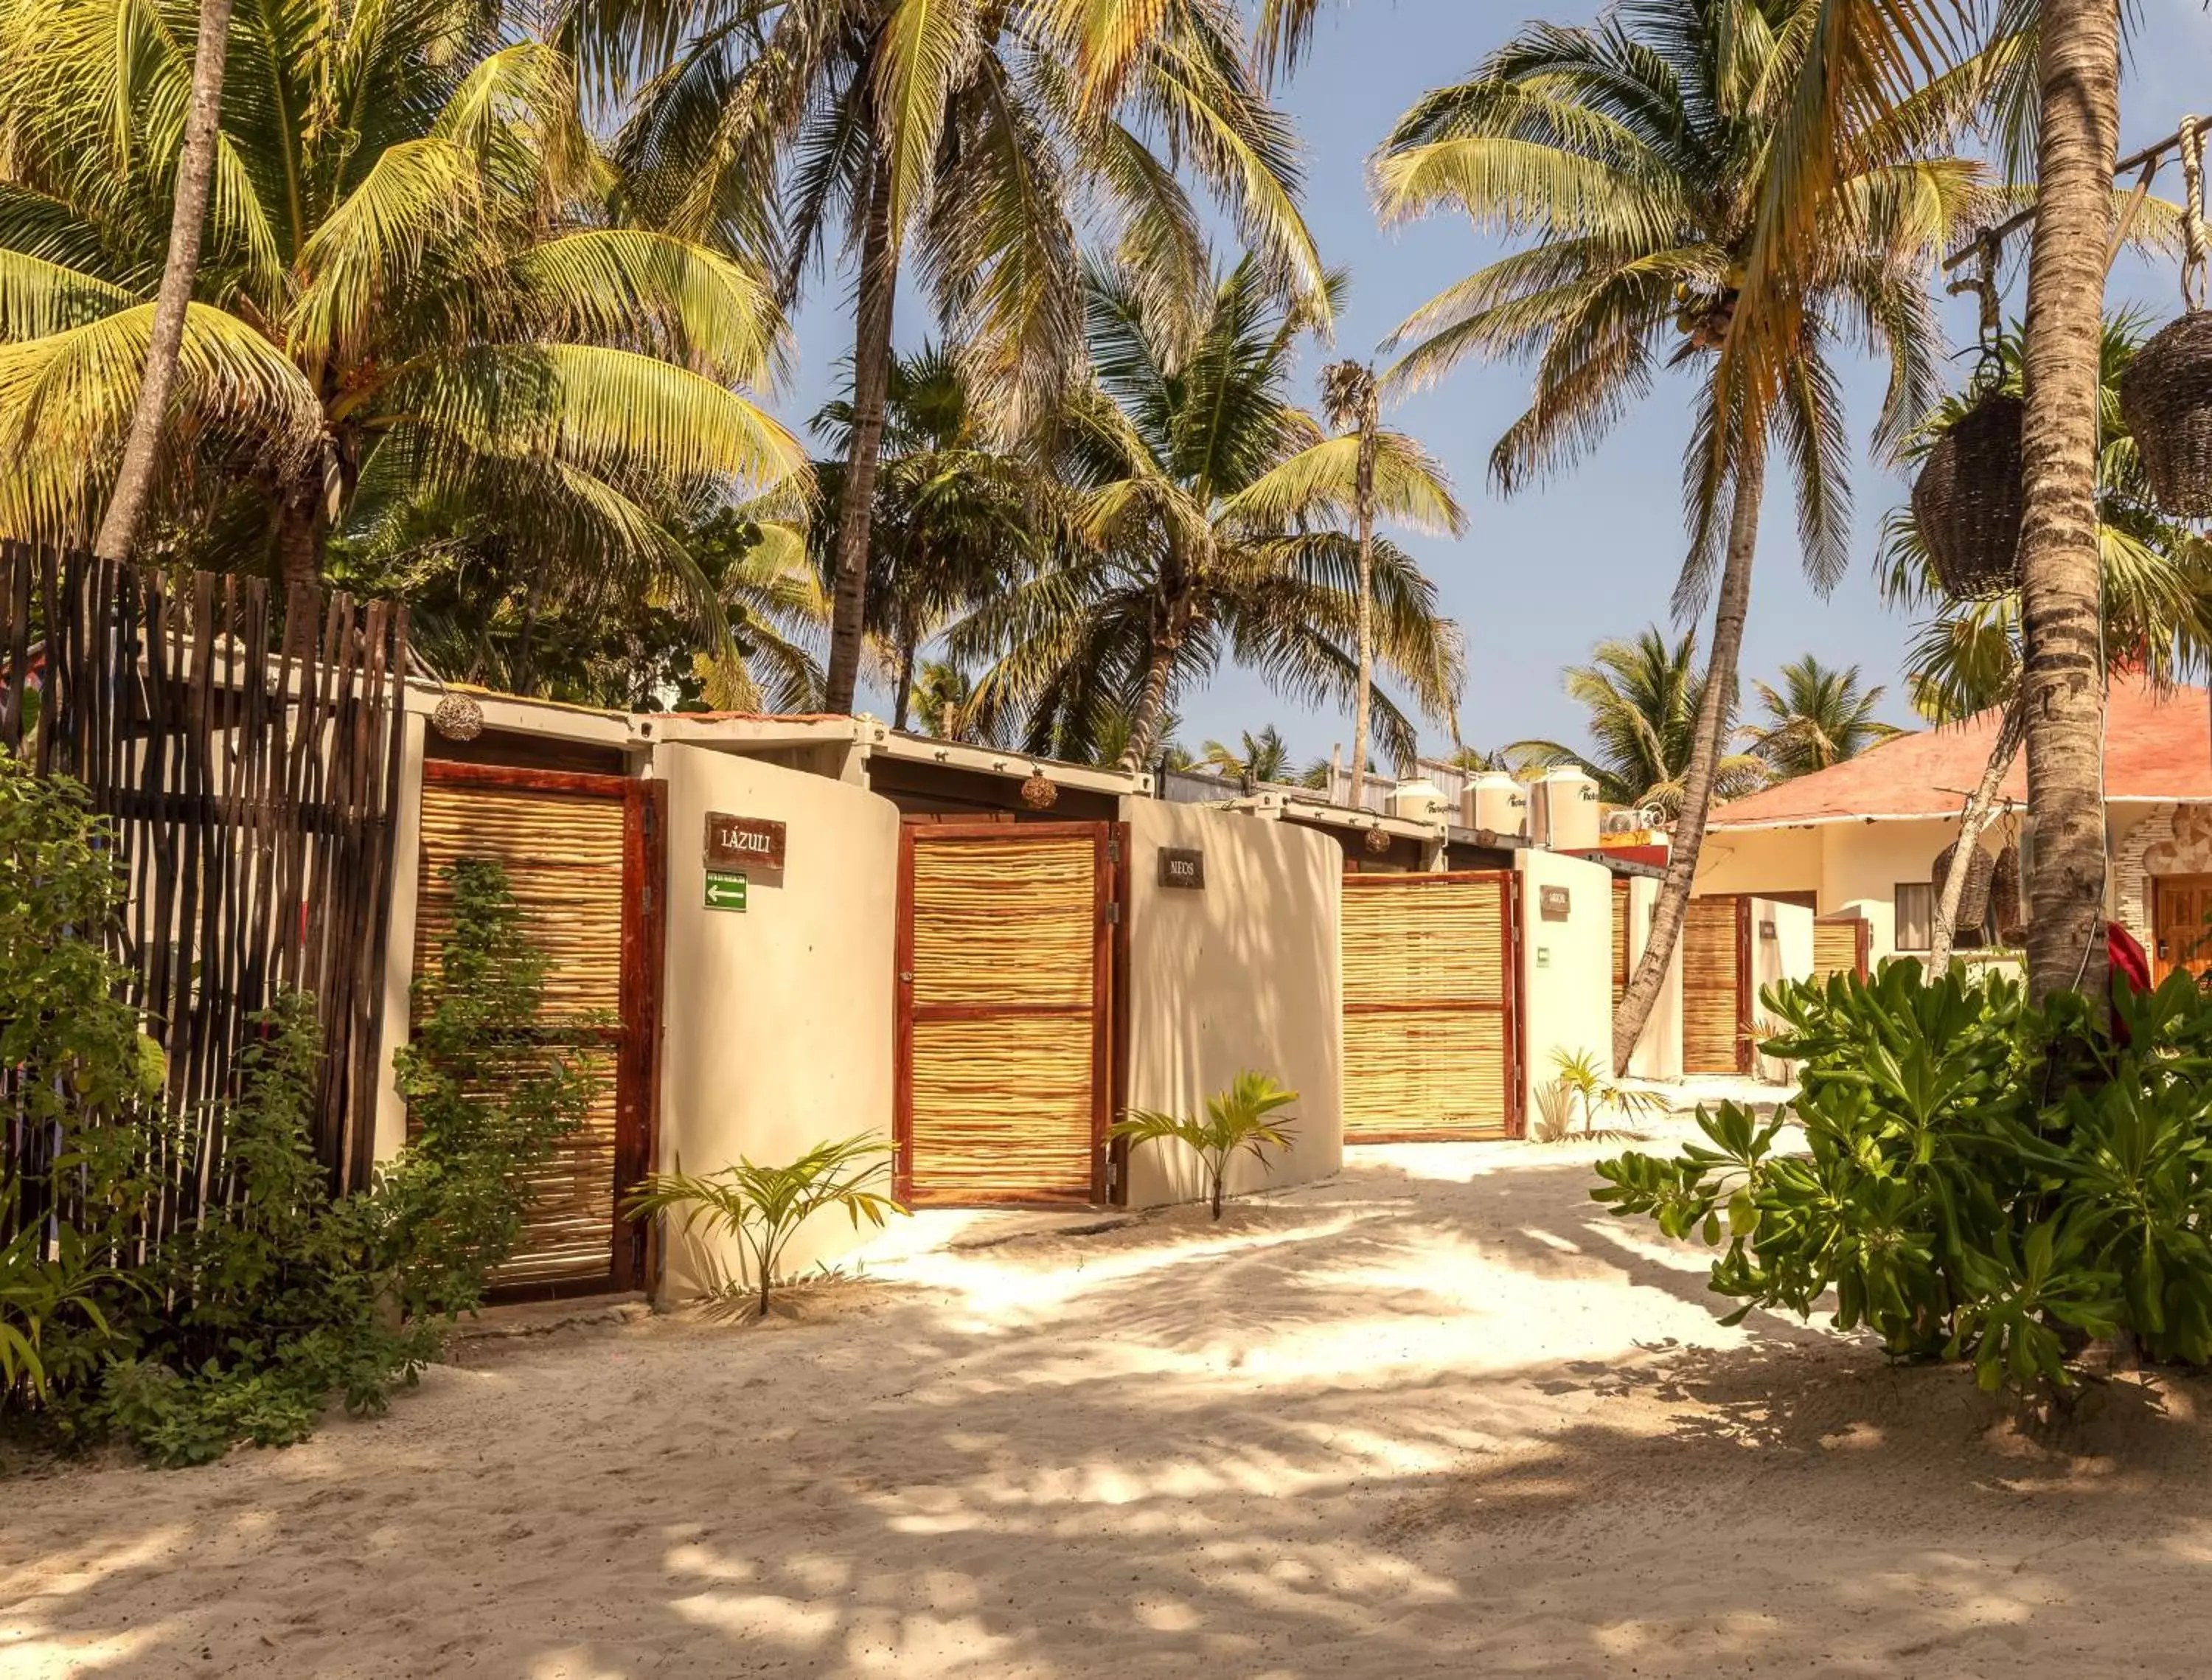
<box><xmin>954</xmin><ymin>257</ymin><xmax>1463</xmax><ymax>770</ymax></box>
<box><xmin>602</xmin><ymin>0</ymin><xmax>1332</xmax><ymax>718</ymax></box>
<box><xmin>1883</xmin><ymin>313</ymin><xmax>2212</xmax><ymax>967</ymax></box>
<box><xmin>0</xmin><ymin>0</ymin><xmax>804</xmax><ymax>611</ymax></box>
<box><xmin>1510</xmin><ymin>628</ymin><xmax>1767</xmax><ymax>816</ymax></box>
<box><xmin>1200</xmin><ymin>726</ymin><xmax>1297</xmax><ymax>783</ymax></box>
<box><xmin>1319</xmin><ymin>362</ymin><xmax>1378</xmax><ymax>805</ymax></box>
<box><xmin>88</xmin><ymin>0</ymin><xmax>234</xmax><ymax>560</ymax></box>
<box><xmin>1374</xmin><ymin>0</ymin><xmax>1989</xmax><ymax>1069</ymax></box>
<box><xmin>1743</xmin><ymin>657</ymin><xmax>1902</xmax><ymax>779</ymax></box>
<box><xmin>1722</xmin><ymin>0</ymin><xmax>2118</xmax><ymax>1002</ymax></box>
<box><xmin>910</xmin><ymin>659</ymin><xmax>983</xmax><ymax>741</ymax></box>
<box><xmin>811</xmin><ymin>346</ymin><xmax>1045</xmax><ymax>730</ymax></box>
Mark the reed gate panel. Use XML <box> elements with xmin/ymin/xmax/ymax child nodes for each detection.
<box><xmin>1681</xmin><ymin>895</ymin><xmax>1753</xmax><ymax>1075</ymax></box>
<box><xmin>895</xmin><ymin>823</ymin><xmax>1119</xmax><ymax>1204</ymax></box>
<box><xmin>1340</xmin><ymin>871</ymin><xmax>1522</xmax><ymax>1142</ymax></box>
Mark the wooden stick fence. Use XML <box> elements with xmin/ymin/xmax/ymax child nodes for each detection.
<box><xmin>1</xmin><ymin>543</ymin><xmax>408</xmax><ymax>1228</ymax></box>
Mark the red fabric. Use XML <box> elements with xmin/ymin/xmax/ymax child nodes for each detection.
<box><xmin>2110</xmin><ymin>922</ymin><xmax>2152</xmax><ymax>1045</ymax></box>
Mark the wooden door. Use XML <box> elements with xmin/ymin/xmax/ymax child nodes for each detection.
<box><xmin>2153</xmin><ymin>876</ymin><xmax>2212</xmax><ymax>987</ymax></box>
<box><xmin>1813</xmin><ymin>914</ymin><xmax>1870</xmax><ymax>982</ymax></box>
<box><xmin>1682</xmin><ymin>895</ymin><xmax>1752</xmax><ymax>1075</ymax></box>
<box><xmin>897</xmin><ymin>823</ymin><xmax>1118</xmax><ymax>1204</ymax></box>
<box><xmin>412</xmin><ymin>762</ymin><xmax>664</xmax><ymax>1298</ymax></box>
<box><xmin>1341</xmin><ymin>872</ymin><xmax>1522</xmax><ymax>1142</ymax></box>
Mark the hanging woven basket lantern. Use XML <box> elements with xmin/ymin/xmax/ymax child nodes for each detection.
<box><xmin>2121</xmin><ymin>313</ymin><xmax>2212</xmax><ymax>518</ymax></box>
<box><xmin>2121</xmin><ymin>117</ymin><xmax>2212</xmax><ymax>518</ymax></box>
<box><xmin>1911</xmin><ymin>391</ymin><xmax>2025</xmax><ymax>601</ymax></box>
<box><xmin>1990</xmin><ymin>841</ymin><xmax>2026</xmax><ymax>945</ymax></box>
<box><xmin>1931</xmin><ymin>838</ymin><xmax>1997</xmax><ymax>934</ymax></box>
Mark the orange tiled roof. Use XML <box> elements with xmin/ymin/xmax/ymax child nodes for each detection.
<box><xmin>1709</xmin><ymin>675</ymin><xmax>2212</xmax><ymax>827</ymax></box>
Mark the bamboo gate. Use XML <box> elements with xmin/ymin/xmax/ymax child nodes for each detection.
<box><xmin>1</xmin><ymin>543</ymin><xmax>408</xmax><ymax>1249</ymax></box>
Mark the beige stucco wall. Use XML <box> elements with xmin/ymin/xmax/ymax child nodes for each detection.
<box><xmin>1695</xmin><ymin>824</ymin><xmax>1820</xmax><ymax>899</ymax></box>
<box><xmin>1621</xmin><ymin>875</ymin><xmax>1683</xmax><ymax>1080</ymax></box>
<box><xmin>1119</xmin><ymin>801</ymin><xmax>1343</xmax><ymax>1208</ymax></box>
<box><xmin>1818</xmin><ymin>817</ymin><xmax>1972</xmax><ymax>961</ymax></box>
<box><xmin>1516</xmin><ymin>850</ymin><xmax>1615</xmax><ymax>1118</ymax></box>
<box><xmin>372</xmin><ymin>712</ymin><xmax>430</xmax><ymax>1163</ymax></box>
<box><xmin>1748</xmin><ymin>898</ymin><xmax>1814</xmax><ymax>1083</ymax></box>
<box><xmin>654</xmin><ymin>744</ymin><xmax>900</xmax><ymax>1299</ymax></box>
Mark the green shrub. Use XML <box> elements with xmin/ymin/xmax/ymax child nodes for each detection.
<box><xmin>2</xmin><ymin>771</ymin><xmax>596</xmax><ymax>1462</ymax></box>
<box><xmin>1110</xmin><ymin>1071</ymin><xmax>1299</xmax><ymax>1220</ymax></box>
<box><xmin>1592</xmin><ymin>961</ymin><xmax>2212</xmax><ymax>1394</ymax></box>
<box><xmin>625</xmin><ymin>1135</ymin><xmax>904</xmax><ymax>1319</ymax></box>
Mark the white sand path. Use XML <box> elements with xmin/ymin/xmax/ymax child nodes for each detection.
<box><xmin>7</xmin><ymin>1139</ymin><xmax>2212</xmax><ymax>1679</ymax></box>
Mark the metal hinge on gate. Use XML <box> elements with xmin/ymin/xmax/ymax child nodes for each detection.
<box><xmin>1106</xmin><ymin>837</ymin><xmax>1121</xmax><ymax>865</ymax></box>
<box><xmin>1103</xmin><ymin>901</ymin><xmax>1122</xmax><ymax>926</ymax></box>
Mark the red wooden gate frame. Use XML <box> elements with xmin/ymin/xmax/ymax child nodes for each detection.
<box><xmin>418</xmin><ymin>760</ymin><xmax>665</xmax><ymax>1298</ymax></box>
<box><xmin>1733</xmin><ymin>895</ymin><xmax>1756</xmax><ymax>1077</ymax></box>
<box><xmin>1340</xmin><ymin>869</ymin><xmax>1526</xmax><ymax>1141</ymax></box>
<box><xmin>893</xmin><ymin>821</ymin><xmax>1120</xmax><ymax>1207</ymax></box>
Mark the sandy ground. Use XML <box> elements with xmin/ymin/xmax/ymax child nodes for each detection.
<box><xmin>10</xmin><ymin>1138</ymin><xmax>2212</xmax><ymax>1679</ymax></box>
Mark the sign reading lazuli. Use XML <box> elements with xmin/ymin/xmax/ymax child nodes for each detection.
<box><xmin>1158</xmin><ymin>847</ymin><xmax>1206</xmax><ymax>889</ymax></box>
<box><xmin>1540</xmin><ymin>884</ymin><xmax>1571</xmax><ymax>921</ymax></box>
<box><xmin>704</xmin><ymin>869</ymin><xmax>748</xmax><ymax>912</ymax></box>
<box><xmin>705</xmin><ymin>813</ymin><xmax>786</xmax><ymax>884</ymax></box>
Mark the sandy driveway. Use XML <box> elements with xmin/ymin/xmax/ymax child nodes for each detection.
<box><xmin>8</xmin><ymin>1139</ymin><xmax>2212</xmax><ymax>1679</ymax></box>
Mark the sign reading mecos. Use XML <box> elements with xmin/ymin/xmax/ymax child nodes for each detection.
<box><xmin>704</xmin><ymin>812</ymin><xmax>787</xmax><ymax>886</ymax></box>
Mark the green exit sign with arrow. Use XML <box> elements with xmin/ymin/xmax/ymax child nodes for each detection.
<box><xmin>703</xmin><ymin>869</ymin><xmax>748</xmax><ymax>912</ymax></box>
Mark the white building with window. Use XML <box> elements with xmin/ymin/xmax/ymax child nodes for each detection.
<box><xmin>1691</xmin><ymin>676</ymin><xmax>2212</xmax><ymax>978</ymax></box>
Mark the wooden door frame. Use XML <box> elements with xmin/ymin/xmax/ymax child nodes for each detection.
<box><xmin>893</xmin><ymin>820</ymin><xmax>1119</xmax><ymax>1207</ymax></box>
<box><xmin>1733</xmin><ymin>895</ymin><xmax>1755</xmax><ymax>1076</ymax></box>
<box><xmin>1340</xmin><ymin>869</ymin><xmax>1525</xmax><ymax>1142</ymax></box>
<box><xmin>419</xmin><ymin>760</ymin><xmax>664</xmax><ymax>1300</ymax></box>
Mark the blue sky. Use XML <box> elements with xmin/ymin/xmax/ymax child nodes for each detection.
<box><xmin>782</xmin><ymin>0</ymin><xmax>2212</xmax><ymax>766</ymax></box>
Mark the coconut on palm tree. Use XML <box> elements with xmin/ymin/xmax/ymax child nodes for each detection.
<box><xmin>0</xmin><ymin>0</ymin><xmax>804</xmax><ymax>615</ymax></box>
<box><xmin>1374</xmin><ymin>0</ymin><xmax>1993</xmax><ymax>1069</ymax></box>
<box><xmin>1743</xmin><ymin>658</ymin><xmax>1903</xmax><ymax>780</ymax></box>
<box><xmin>1510</xmin><ymin>628</ymin><xmax>1768</xmax><ymax>816</ymax></box>
<box><xmin>602</xmin><ymin>0</ymin><xmax>1332</xmax><ymax>717</ymax></box>
<box><xmin>954</xmin><ymin>256</ymin><xmax>1463</xmax><ymax>770</ymax></box>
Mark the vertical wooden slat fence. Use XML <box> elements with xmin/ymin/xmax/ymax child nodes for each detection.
<box><xmin>1</xmin><ymin>542</ymin><xmax>408</xmax><ymax>1243</ymax></box>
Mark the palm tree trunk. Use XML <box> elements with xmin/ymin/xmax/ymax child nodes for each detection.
<box><xmin>1118</xmin><ymin>634</ymin><xmax>1177</xmax><ymax>774</ymax></box>
<box><xmin>824</xmin><ymin>167</ymin><xmax>897</xmax><ymax>716</ymax></box>
<box><xmin>2016</xmin><ymin>0</ymin><xmax>2119</xmax><ymax>1007</ymax></box>
<box><xmin>91</xmin><ymin>0</ymin><xmax>235</xmax><ymax>560</ymax></box>
<box><xmin>1613</xmin><ymin>450</ymin><xmax>1764</xmax><ymax>1073</ymax></box>
<box><xmin>1348</xmin><ymin>405</ymin><xmax>1379</xmax><ymax>809</ymax></box>
<box><xmin>1930</xmin><ymin>697</ymin><xmax>2028</xmax><ymax>972</ymax></box>
<box><xmin>274</xmin><ymin>468</ymin><xmax>324</xmax><ymax>594</ymax></box>
<box><xmin>891</xmin><ymin>633</ymin><xmax>917</xmax><ymax>733</ymax></box>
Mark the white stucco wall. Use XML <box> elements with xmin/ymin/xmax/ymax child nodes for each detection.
<box><xmin>1119</xmin><ymin>801</ymin><xmax>1343</xmax><ymax>1208</ymax></box>
<box><xmin>1695</xmin><ymin>825</ymin><xmax>1821</xmax><ymax>900</ymax></box>
<box><xmin>654</xmin><ymin>745</ymin><xmax>900</xmax><ymax>1299</ymax></box>
<box><xmin>1622</xmin><ymin>874</ymin><xmax>1683</xmax><ymax>1080</ymax></box>
<box><xmin>372</xmin><ymin>712</ymin><xmax>429</xmax><ymax>1163</ymax></box>
<box><xmin>1517</xmin><ymin>850</ymin><xmax>1615</xmax><ymax>1120</ymax></box>
<box><xmin>1748</xmin><ymin>898</ymin><xmax>1815</xmax><ymax>1083</ymax></box>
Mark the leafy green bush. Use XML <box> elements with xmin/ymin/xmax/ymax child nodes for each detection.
<box><xmin>0</xmin><ymin>761</ymin><xmax>160</xmax><ymax>1409</ymax></box>
<box><xmin>1593</xmin><ymin>961</ymin><xmax>2212</xmax><ymax>1393</ymax></box>
<box><xmin>1110</xmin><ymin>1071</ymin><xmax>1299</xmax><ymax>1220</ymax></box>
<box><xmin>2</xmin><ymin>769</ymin><xmax>597</xmax><ymax>1462</ymax></box>
<box><xmin>625</xmin><ymin>1135</ymin><xmax>904</xmax><ymax>1319</ymax></box>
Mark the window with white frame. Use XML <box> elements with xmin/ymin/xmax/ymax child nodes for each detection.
<box><xmin>1894</xmin><ymin>881</ymin><xmax>1934</xmax><ymax>952</ymax></box>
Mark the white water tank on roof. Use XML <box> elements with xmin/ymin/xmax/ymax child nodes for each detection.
<box><xmin>1532</xmin><ymin>767</ymin><xmax>1601</xmax><ymax>851</ymax></box>
<box><xmin>1462</xmin><ymin>771</ymin><xmax>1528</xmax><ymax>839</ymax></box>
<box><xmin>1387</xmin><ymin>777</ymin><xmax>1449</xmax><ymax>823</ymax></box>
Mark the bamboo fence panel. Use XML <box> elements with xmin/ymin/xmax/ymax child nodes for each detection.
<box><xmin>910</xmin><ymin>837</ymin><xmax>1094</xmax><ymax>1009</ymax></box>
<box><xmin>1682</xmin><ymin>896</ymin><xmax>1747</xmax><ymax>1074</ymax></box>
<box><xmin>1</xmin><ymin>544</ymin><xmax>405</xmax><ymax>1256</ymax></box>
<box><xmin>411</xmin><ymin>779</ymin><xmax>626</xmax><ymax>1285</ymax></box>
<box><xmin>1812</xmin><ymin>916</ymin><xmax>1867</xmax><ymax>982</ymax></box>
<box><xmin>1341</xmin><ymin>875</ymin><xmax>1515</xmax><ymax>1139</ymax></box>
<box><xmin>904</xmin><ymin>831</ymin><xmax>1102</xmax><ymax>1202</ymax></box>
